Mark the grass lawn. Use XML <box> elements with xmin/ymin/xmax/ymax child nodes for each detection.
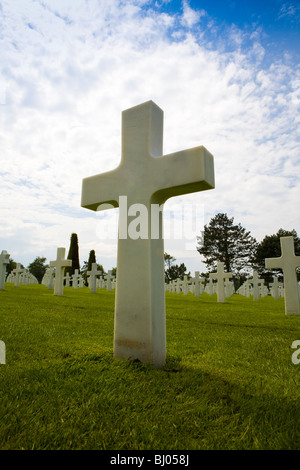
<box><xmin>0</xmin><ymin>283</ymin><xmax>300</xmax><ymax>450</ymax></box>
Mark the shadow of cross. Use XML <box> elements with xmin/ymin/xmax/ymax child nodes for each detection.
<box><xmin>81</xmin><ymin>100</ymin><xmax>215</xmax><ymax>367</ymax></box>
<box><xmin>265</xmin><ymin>236</ymin><xmax>300</xmax><ymax>315</ymax></box>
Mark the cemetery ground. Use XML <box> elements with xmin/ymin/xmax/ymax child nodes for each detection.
<box><xmin>0</xmin><ymin>284</ymin><xmax>300</xmax><ymax>450</ymax></box>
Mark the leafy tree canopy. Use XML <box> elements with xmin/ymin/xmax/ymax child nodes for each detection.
<box><xmin>27</xmin><ymin>256</ymin><xmax>49</xmax><ymax>284</ymax></box>
<box><xmin>253</xmin><ymin>228</ymin><xmax>300</xmax><ymax>282</ymax></box>
<box><xmin>164</xmin><ymin>252</ymin><xmax>190</xmax><ymax>283</ymax></box>
<box><xmin>197</xmin><ymin>213</ymin><xmax>257</xmax><ymax>278</ymax></box>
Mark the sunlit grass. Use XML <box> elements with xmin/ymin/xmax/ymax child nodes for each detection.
<box><xmin>0</xmin><ymin>284</ymin><xmax>300</xmax><ymax>450</ymax></box>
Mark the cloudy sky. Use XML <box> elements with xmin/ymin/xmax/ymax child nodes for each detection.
<box><xmin>0</xmin><ymin>0</ymin><xmax>299</xmax><ymax>274</ymax></box>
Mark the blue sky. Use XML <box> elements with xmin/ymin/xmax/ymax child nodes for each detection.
<box><xmin>0</xmin><ymin>0</ymin><xmax>299</xmax><ymax>274</ymax></box>
<box><xmin>152</xmin><ymin>0</ymin><xmax>300</xmax><ymax>55</ymax></box>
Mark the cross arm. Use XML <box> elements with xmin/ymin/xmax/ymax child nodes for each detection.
<box><xmin>81</xmin><ymin>165</ymin><xmax>127</xmax><ymax>212</ymax></box>
<box><xmin>150</xmin><ymin>146</ymin><xmax>214</xmax><ymax>203</ymax></box>
<box><xmin>265</xmin><ymin>257</ymin><xmax>282</xmax><ymax>270</ymax></box>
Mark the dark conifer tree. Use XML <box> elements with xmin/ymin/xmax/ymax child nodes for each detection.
<box><xmin>65</xmin><ymin>233</ymin><xmax>80</xmax><ymax>281</ymax></box>
<box><xmin>84</xmin><ymin>249</ymin><xmax>96</xmax><ymax>286</ymax></box>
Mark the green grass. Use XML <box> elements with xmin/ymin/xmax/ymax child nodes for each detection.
<box><xmin>1</xmin><ymin>283</ymin><xmax>300</xmax><ymax>450</ymax></box>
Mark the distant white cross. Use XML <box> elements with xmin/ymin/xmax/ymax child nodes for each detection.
<box><xmin>64</xmin><ymin>272</ymin><xmax>71</xmax><ymax>287</ymax></box>
<box><xmin>72</xmin><ymin>269</ymin><xmax>81</xmax><ymax>290</ymax></box>
<box><xmin>48</xmin><ymin>267</ymin><xmax>55</xmax><ymax>290</ymax></box>
<box><xmin>0</xmin><ymin>250</ymin><xmax>10</xmax><ymax>290</ymax></box>
<box><xmin>193</xmin><ymin>271</ymin><xmax>205</xmax><ymax>298</ymax></box>
<box><xmin>105</xmin><ymin>270</ymin><xmax>114</xmax><ymax>292</ymax></box>
<box><xmin>209</xmin><ymin>262</ymin><xmax>232</xmax><ymax>303</ymax></box>
<box><xmin>12</xmin><ymin>263</ymin><xmax>25</xmax><ymax>288</ymax></box>
<box><xmin>87</xmin><ymin>263</ymin><xmax>102</xmax><ymax>294</ymax></box>
<box><xmin>50</xmin><ymin>248</ymin><xmax>72</xmax><ymax>296</ymax></box>
<box><xmin>270</xmin><ymin>276</ymin><xmax>279</xmax><ymax>300</ymax></box>
<box><xmin>182</xmin><ymin>275</ymin><xmax>189</xmax><ymax>296</ymax></box>
<box><xmin>251</xmin><ymin>270</ymin><xmax>264</xmax><ymax>301</ymax></box>
<box><xmin>81</xmin><ymin>100</ymin><xmax>214</xmax><ymax>367</ymax></box>
<box><xmin>265</xmin><ymin>236</ymin><xmax>300</xmax><ymax>315</ymax></box>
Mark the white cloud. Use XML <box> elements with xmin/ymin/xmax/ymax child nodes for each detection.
<box><xmin>181</xmin><ymin>0</ymin><xmax>206</xmax><ymax>28</ymax></box>
<box><xmin>0</xmin><ymin>0</ymin><xmax>299</xmax><ymax>273</ymax></box>
<box><xmin>278</xmin><ymin>2</ymin><xmax>300</xmax><ymax>20</ymax></box>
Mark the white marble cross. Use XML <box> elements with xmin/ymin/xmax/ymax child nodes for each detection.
<box><xmin>105</xmin><ymin>270</ymin><xmax>114</xmax><ymax>292</ymax></box>
<box><xmin>270</xmin><ymin>276</ymin><xmax>279</xmax><ymax>300</ymax></box>
<box><xmin>193</xmin><ymin>271</ymin><xmax>205</xmax><ymax>298</ymax></box>
<box><xmin>209</xmin><ymin>262</ymin><xmax>232</xmax><ymax>303</ymax></box>
<box><xmin>50</xmin><ymin>248</ymin><xmax>72</xmax><ymax>296</ymax></box>
<box><xmin>87</xmin><ymin>263</ymin><xmax>101</xmax><ymax>294</ymax></box>
<box><xmin>81</xmin><ymin>100</ymin><xmax>214</xmax><ymax>367</ymax></box>
<box><xmin>12</xmin><ymin>263</ymin><xmax>25</xmax><ymax>288</ymax></box>
<box><xmin>250</xmin><ymin>270</ymin><xmax>263</xmax><ymax>301</ymax></box>
<box><xmin>48</xmin><ymin>267</ymin><xmax>55</xmax><ymax>290</ymax></box>
<box><xmin>265</xmin><ymin>236</ymin><xmax>300</xmax><ymax>315</ymax></box>
<box><xmin>64</xmin><ymin>272</ymin><xmax>71</xmax><ymax>287</ymax></box>
<box><xmin>72</xmin><ymin>269</ymin><xmax>81</xmax><ymax>290</ymax></box>
<box><xmin>0</xmin><ymin>250</ymin><xmax>10</xmax><ymax>290</ymax></box>
<box><xmin>182</xmin><ymin>275</ymin><xmax>189</xmax><ymax>295</ymax></box>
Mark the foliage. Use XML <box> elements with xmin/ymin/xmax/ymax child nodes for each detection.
<box><xmin>164</xmin><ymin>252</ymin><xmax>189</xmax><ymax>283</ymax></box>
<box><xmin>27</xmin><ymin>256</ymin><xmax>48</xmax><ymax>284</ymax></box>
<box><xmin>65</xmin><ymin>233</ymin><xmax>80</xmax><ymax>278</ymax></box>
<box><xmin>253</xmin><ymin>228</ymin><xmax>300</xmax><ymax>282</ymax></box>
<box><xmin>197</xmin><ymin>213</ymin><xmax>257</xmax><ymax>278</ymax></box>
<box><xmin>5</xmin><ymin>258</ymin><xmax>17</xmax><ymax>276</ymax></box>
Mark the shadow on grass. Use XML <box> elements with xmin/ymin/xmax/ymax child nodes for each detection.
<box><xmin>1</xmin><ymin>349</ymin><xmax>300</xmax><ymax>449</ymax></box>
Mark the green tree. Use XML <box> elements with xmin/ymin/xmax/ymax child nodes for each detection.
<box><xmin>253</xmin><ymin>228</ymin><xmax>300</xmax><ymax>282</ymax></box>
<box><xmin>6</xmin><ymin>258</ymin><xmax>16</xmax><ymax>276</ymax></box>
<box><xmin>27</xmin><ymin>257</ymin><xmax>49</xmax><ymax>284</ymax></box>
<box><xmin>197</xmin><ymin>213</ymin><xmax>257</xmax><ymax>278</ymax></box>
<box><xmin>83</xmin><ymin>249</ymin><xmax>96</xmax><ymax>286</ymax></box>
<box><xmin>164</xmin><ymin>252</ymin><xmax>189</xmax><ymax>283</ymax></box>
<box><xmin>65</xmin><ymin>233</ymin><xmax>80</xmax><ymax>279</ymax></box>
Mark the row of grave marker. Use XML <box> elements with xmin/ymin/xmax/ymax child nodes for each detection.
<box><xmin>41</xmin><ymin>265</ymin><xmax>116</xmax><ymax>293</ymax></box>
<box><xmin>164</xmin><ymin>266</ymin><xmax>294</xmax><ymax>300</ymax></box>
<box><xmin>1</xmin><ymin>235</ymin><xmax>300</xmax><ymax>315</ymax></box>
<box><xmin>6</xmin><ymin>259</ymin><xmax>287</xmax><ymax>302</ymax></box>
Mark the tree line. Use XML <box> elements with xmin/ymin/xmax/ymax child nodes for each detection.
<box><xmin>165</xmin><ymin>212</ymin><xmax>299</xmax><ymax>286</ymax></box>
<box><xmin>6</xmin><ymin>233</ymin><xmax>116</xmax><ymax>286</ymax></box>
<box><xmin>196</xmin><ymin>213</ymin><xmax>300</xmax><ymax>286</ymax></box>
<box><xmin>6</xmin><ymin>214</ymin><xmax>300</xmax><ymax>286</ymax></box>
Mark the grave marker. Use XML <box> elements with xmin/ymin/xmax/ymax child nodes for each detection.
<box><xmin>193</xmin><ymin>271</ymin><xmax>201</xmax><ymax>297</ymax></box>
<box><xmin>105</xmin><ymin>270</ymin><xmax>114</xmax><ymax>292</ymax></box>
<box><xmin>50</xmin><ymin>248</ymin><xmax>72</xmax><ymax>296</ymax></box>
<box><xmin>250</xmin><ymin>270</ymin><xmax>263</xmax><ymax>301</ymax></box>
<box><xmin>265</xmin><ymin>236</ymin><xmax>300</xmax><ymax>315</ymax></box>
<box><xmin>182</xmin><ymin>275</ymin><xmax>189</xmax><ymax>296</ymax></box>
<box><xmin>81</xmin><ymin>100</ymin><xmax>214</xmax><ymax>367</ymax></box>
<box><xmin>72</xmin><ymin>269</ymin><xmax>81</xmax><ymax>290</ymax></box>
<box><xmin>209</xmin><ymin>262</ymin><xmax>232</xmax><ymax>303</ymax></box>
<box><xmin>0</xmin><ymin>250</ymin><xmax>10</xmax><ymax>290</ymax></box>
<box><xmin>87</xmin><ymin>263</ymin><xmax>101</xmax><ymax>294</ymax></box>
<box><xmin>12</xmin><ymin>263</ymin><xmax>25</xmax><ymax>288</ymax></box>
